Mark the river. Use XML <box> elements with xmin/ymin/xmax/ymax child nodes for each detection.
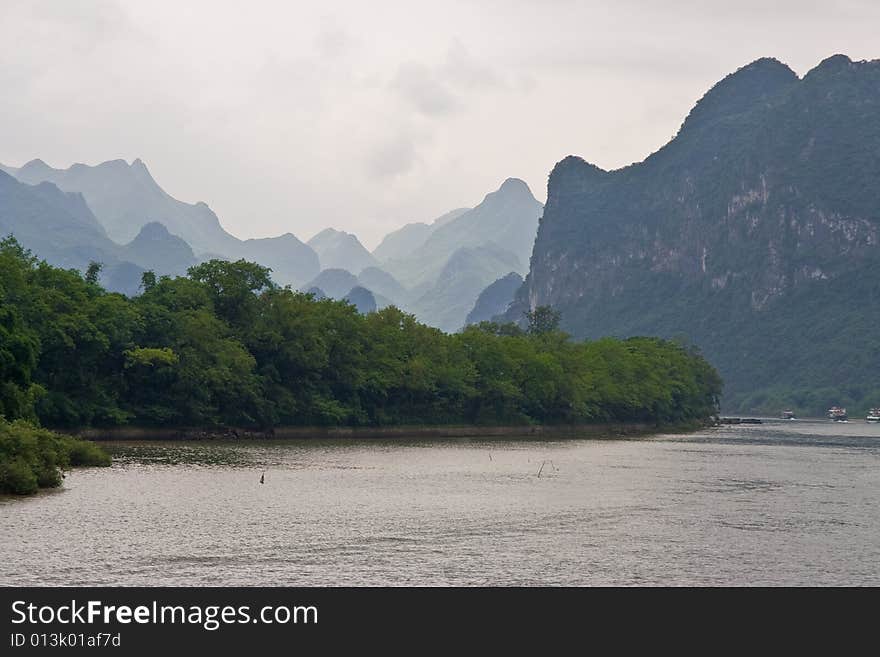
<box><xmin>2</xmin><ymin>419</ymin><xmax>878</xmax><ymax>585</ymax></box>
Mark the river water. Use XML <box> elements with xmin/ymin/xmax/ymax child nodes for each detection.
<box><xmin>2</xmin><ymin>420</ymin><xmax>878</xmax><ymax>586</ymax></box>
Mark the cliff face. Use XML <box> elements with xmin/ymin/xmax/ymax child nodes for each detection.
<box><xmin>507</xmin><ymin>55</ymin><xmax>880</xmax><ymax>413</ymax></box>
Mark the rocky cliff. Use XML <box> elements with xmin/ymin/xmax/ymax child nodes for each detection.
<box><xmin>506</xmin><ymin>55</ymin><xmax>880</xmax><ymax>414</ymax></box>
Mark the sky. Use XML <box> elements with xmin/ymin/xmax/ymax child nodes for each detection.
<box><xmin>2</xmin><ymin>1</ymin><xmax>878</xmax><ymax>248</ymax></box>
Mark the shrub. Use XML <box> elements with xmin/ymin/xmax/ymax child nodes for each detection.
<box><xmin>0</xmin><ymin>418</ymin><xmax>110</xmax><ymax>495</ymax></box>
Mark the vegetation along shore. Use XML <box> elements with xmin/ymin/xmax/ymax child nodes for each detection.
<box><xmin>0</xmin><ymin>418</ymin><xmax>110</xmax><ymax>495</ymax></box>
<box><xmin>1</xmin><ymin>237</ymin><xmax>722</xmax><ymax>492</ymax></box>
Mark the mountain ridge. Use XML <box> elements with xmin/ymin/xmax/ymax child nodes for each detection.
<box><xmin>505</xmin><ymin>54</ymin><xmax>880</xmax><ymax>414</ymax></box>
<box><xmin>5</xmin><ymin>157</ymin><xmax>321</xmax><ymax>286</ymax></box>
<box><xmin>308</xmin><ymin>228</ymin><xmax>378</xmax><ymax>274</ymax></box>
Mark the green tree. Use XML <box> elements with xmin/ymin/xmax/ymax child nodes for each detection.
<box><xmin>85</xmin><ymin>261</ymin><xmax>103</xmax><ymax>285</ymax></box>
<box><xmin>526</xmin><ymin>306</ymin><xmax>561</xmax><ymax>335</ymax></box>
<box><xmin>140</xmin><ymin>270</ymin><xmax>157</xmax><ymax>293</ymax></box>
<box><xmin>187</xmin><ymin>259</ymin><xmax>274</xmax><ymax>328</ymax></box>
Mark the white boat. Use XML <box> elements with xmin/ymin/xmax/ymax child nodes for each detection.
<box><xmin>828</xmin><ymin>406</ymin><xmax>848</xmax><ymax>422</ymax></box>
<box><xmin>867</xmin><ymin>408</ymin><xmax>880</xmax><ymax>423</ymax></box>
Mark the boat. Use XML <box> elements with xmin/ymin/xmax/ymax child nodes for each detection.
<box><xmin>867</xmin><ymin>409</ymin><xmax>880</xmax><ymax>423</ymax></box>
<box><xmin>827</xmin><ymin>406</ymin><xmax>848</xmax><ymax>422</ymax></box>
<box><xmin>781</xmin><ymin>409</ymin><xmax>796</xmax><ymax>420</ymax></box>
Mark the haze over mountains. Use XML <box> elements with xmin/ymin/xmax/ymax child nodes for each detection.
<box><xmin>381</xmin><ymin>178</ymin><xmax>542</xmax><ymax>287</ymax></box>
<box><xmin>1</xmin><ymin>169</ymin><xmax>172</xmax><ymax>295</ymax></box>
<box><xmin>1</xmin><ymin>156</ymin><xmax>539</xmax><ymax>331</ymax></box>
<box><xmin>504</xmin><ymin>54</ymin><xmax>880</xmax><ymax>415</ymax></box>
<box><xmin>7</xmin><ymin>158</ymin><xmax>235</xmax><ymax>252</ymax></box>
<box><xmin>307</xmin><ymin>229</ymin><xmax>378</xmax><ymax>274</ymax></box>
<box><xmin>3</xmin><ymin>158</ymin><xmax>320</xmax><ymax>287</ymax></box>
<box><xmin>297</xmin><ymin>179</ymin><xmax>543</xmax><ymax>331</ymax></box>
<box><xmin>368</xmin><ymin>178</ymin><xmax>542</xmax><ymax>331</ymax></box>
<box><xmin>372</xmin><ymin>208</ymin><xmax>470</xmax><ymax>263</ymax></box>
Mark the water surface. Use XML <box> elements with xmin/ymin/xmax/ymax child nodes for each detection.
<box><xmin>2</xmin><ymin>420</ymin><xmax>878</xmax><ymax>585</ymax></box>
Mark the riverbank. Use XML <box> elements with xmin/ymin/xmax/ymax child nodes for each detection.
<box><xmin>72</xmin><ymin>422</ymin><xmax>674</xmax><ymax>441</ymax></box>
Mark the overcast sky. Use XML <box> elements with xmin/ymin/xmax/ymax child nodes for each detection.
<box><xmin>2</xmin><ymin>1</ymin><xmax>878</xmax><ymax>248</ymax></box>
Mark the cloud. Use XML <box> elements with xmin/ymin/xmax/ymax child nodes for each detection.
<box><xmin>3</xmin><ymin>0</ymin><xmax>879</xmax><ymax>250</ymax></box>
<box><xmin>444</xmin><ymin>39</ymin><xmax>503</xmax><ymax>89</ymax></box>
<box><xmin>392</xmin><ymin>62</ymin><xmax>460</xmax><ymax>117</ymax></box>
<box><xmin>365</xmin><ymin>131</ymin><xmax>419</xmax><ymax>179</ymax></box>
<box><xmin>390</xmin><ymin>40</ymin><xmax>509</xmax><ymax>118</ymax></box>
<box><xmin>314</xmin><ymin>19</ymin><xmax>357</xmax><ymax>59</ymax></box>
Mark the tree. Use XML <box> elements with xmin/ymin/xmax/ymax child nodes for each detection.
<box><xmin>187</xmin><ymin>259</ymin><xmax>274</xmax><ymax>328</ymax></box>
<box><xmin>0</xmin><ymin>247</ymin><xmax>723</xmax><ymax>431</ymax></box>
<box><xmin>85</xmin><ymin>261</ymin><xmax>103</xmax><ymax>285</ymax></box>
<box><xmin>140</xmin><ymin>270</ymin><xmax>157</xmax><ymax>293</ymax></box>
<box><xmin>526</xmin><ymin>305</ymin><xmax>561</xmax><ymax>335</ymax></box>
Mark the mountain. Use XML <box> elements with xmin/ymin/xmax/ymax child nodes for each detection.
<box><xmin>303</xmin><ymin>268</ymin><xmax>359</xmax><ymax>299</ymax></box>
<box><xmin>505</xmin><ymin>55</ymin><xmax>880</xmax><ymax>415</ymax></box>
<box><xmin>12</xmin><ymin>158</ymin><xmax>237</xmax><ymax>253</ymax></box>
<box><xmin>0</xmin><ymin>168</ymin><xmax>111</xmax><ymax>268</ymax></box>
<box><xmin>236</xmin><ymin>234</ymin><xmax>320</xmax><ymax>287</ymax></box>
<box><xmin>372</xmin><ymin>208</ymin><xmax>469</xmax><ymax>263</ymax></box>
<box><xmin>301</xmin><ymin>267</ymin><xmax>397</xmax><ymax>312</ymax></box>
<box><xmin>305</xmin><ymin>287</ymin><xmax>328</xmax><ymax>300</ymax></box>
<box><xmin>122</xmin><ymin>222</ymin><xmax>196</xmax><ymax>276</ymax></box>
<box><xmin>343</xmin><ymin>286</ymin><xmax>377</xmax><ymax>314</ymax></box>
<box><xmin>356</xmin><ymin>266</ymin><xmax>409</xmax><ymax>307</ymax></box>
<box><xmin>308</xmin><ymin>228</ymin><xmax>378</xmax><ymax>274</ymax></box>
<box><xmin>0</xmin><ymin>169</ymin><xmax>148</xmax><ymax>293</ymax></box>
<box><xmin>465</xmin><ymin>272</ymin><xmax>523</xmax><ymax>326</ymax></box>
<box><xmin>411</xmin><ymin>244</ymin><xmax>523</xmax><ymax>332</ymax></box>
<box><xmin>383</xmin><ymin>179</ymin><xmax>542</xmax><ymax>287</ymax></box>
<box><xmin>6</xmin><ymin>158</ymin><xmax>320</xmax><ymax>286</ymax></box>
<box><xmin>102</xmin><ymin>261</ymin><xmax>146</xmax><ymax>297</ymax></box>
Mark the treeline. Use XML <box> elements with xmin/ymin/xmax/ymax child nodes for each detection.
<box><xmin>0</xmin><ymin>237</ymin><xmax>721</xmax><ymax>430</ymax></box>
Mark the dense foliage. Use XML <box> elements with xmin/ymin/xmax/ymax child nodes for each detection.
<box><xmin>0</xmin><ymin>418</ymin><xmax>110</xmax><ymax>495</ymax></box>
<box><xmin>0</xmin><ymin>238</ymin><xmax>721</xmax><ymax>429</ymax></box>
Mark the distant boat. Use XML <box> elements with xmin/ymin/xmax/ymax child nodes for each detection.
<box><xmin>781</xmin><ymin>409</ymin><xmax>796</xmax><ymax>420</ymax></box>
<box><xmin>867</xmin><ymin>409</ymin><xmax>880</xmax><ymax>423</ymax></box>
<box><xmin>828</xmin><ymin>406</ymin><xmax>848</xmax><ymax>422</ymax></box>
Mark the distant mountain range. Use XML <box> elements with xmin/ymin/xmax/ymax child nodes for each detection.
<box><xmin>504</xmin><ymin>54</ymin><xmax>880</xmax><ymax>415</ymax></box>
<box><xmin>381</xmin><ymin>178</ymin><xmax>542</xmax><ymax>288</ymax></box>
<box><xmin>7</xmin><ymin>158</ymin><xmax>235</xmax><ymax>252</ymax></box>
<box><xmin>0</xmin><ymin>168</ymin><xmax>110</xmax><ymax>268</ymax></box>
<box><xmin>0</xmin><ymin>169</ymin><xmax>150</xmax><ymax>294</ymax></box>
<box><xmin>308</xmin><ymin>228</ymin><xmax>378</xmax><ymax>274</ymax></box>
<box><xmin>372</xmin><ymin>208</ymin><xmax>469</xmax><ymax>263</ymax></box>
<box><xmin>288</xmin><ymin>178</ymin><xmax>543</xmax><ymax>330</ymax></box>
<box><xmin>123</xmin><ymin>222</ymin><xmax>196</xmax><ymax>276</ymax></box>
<box><xmin>2</xmin><ymin>158</ymin><xmax>319</xmax><ymax>287</ymax></box>
<box><xmin>366</xmin><ymin>178</ymin><xmax>543</xmax><ymax>331</ymax></box>
<box><xmin>1</xmin><ymin>156</ymin><xmax>543</xmax><ymax>332</ymax></box>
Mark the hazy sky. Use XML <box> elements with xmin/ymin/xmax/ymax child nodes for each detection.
<box><xmin>2</xmin><ymin>1</ymin><xmax>878</xmax><ymax>248</ymax></box>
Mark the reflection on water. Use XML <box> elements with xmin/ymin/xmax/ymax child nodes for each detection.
<box><xmin>2</xmin><ymin>420</ymin><xmax>879</xmax><ymax>586</ymax></box>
